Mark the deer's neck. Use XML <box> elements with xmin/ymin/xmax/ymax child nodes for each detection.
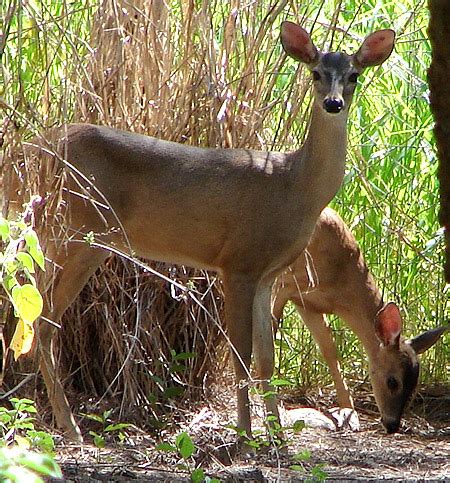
<box><xmin>292</xmin><ymin>101</ymin><xmax>349</xmax><ymax>206</ymax></box>
<box><xmin>342</xmin><ymin>285</ymin><xmax>384</xmax><ymax>362</ymax></box>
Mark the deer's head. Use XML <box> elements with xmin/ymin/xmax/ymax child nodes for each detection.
<box><xmin>280</xmin><ymin>22</ymin><xmax>395</xmax><ymax>114</ymax></box>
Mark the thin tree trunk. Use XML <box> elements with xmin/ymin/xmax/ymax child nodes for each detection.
<box><xmin>428</xmin><ymin>0</ymin><xmax>450</xmax><ymax>282</ymax></box>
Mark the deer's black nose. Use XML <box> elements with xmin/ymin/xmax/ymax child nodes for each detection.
<box><xmin>323</xmin><ymin>98</ymin><xmax>344</xmax><ymax>113</ymax></box>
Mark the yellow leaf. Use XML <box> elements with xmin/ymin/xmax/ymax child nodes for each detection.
<box><xmin>10</xmin><ymin>318</ymin><xmax>35</xmax><ymax>360</ymax></box>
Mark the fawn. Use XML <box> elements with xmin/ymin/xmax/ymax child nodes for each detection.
<box><xmin>273</xmin><ymin>208</ymin><xmax>447</xmax><ymax>433</ymax></box>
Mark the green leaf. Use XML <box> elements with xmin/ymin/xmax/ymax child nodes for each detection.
<box><xmin>190</xmin><ymin>467</ymin><xmax>205</xmax><ymax>483</ymax></box>
<box><xmin>80</xmin><ymin>412</ymin><xmax>104</xmax><ymax>423</ymax></box>
<box><xmin>311</xmin><ymin>463</ymin><xmax>328</xmax><ymax>481</ymax></box>
<box><xmin>24</xmin><ymin>230</ymin><xmax>45</xmax><ymax>271</ymax></box>
<box><xmin>14</xmin><ymin>421</ymin><xmax>35</xmax><ymax>430</ymax></box>
<box><xmin>172</xmin><ymin>351</ymin><xmax>196</xmax><ymax>361</ymax></box>
<box><xmin>11</xmin><ymin>284</ymin><xmax>43</xmax><ymax>323</ymax></box>
<box><xmin>104</xmin><ymin>423</ymin><xmax>131</xmax><ymax>432</ymax></box>
<box><xmin>0</xmin><ymin>218</ymin><xmax>10</xmax><ymax>240</ymax></box>
<box><xmin>289</xmin><ymin>464</ymin><xmax>305</xmax><ymax>472</ymax></box>
<box><xmin>0</xmin><ymin>465</ymin><xmax>43</xmax><ymax>483</ymax></box>
<box><xmin>27</xmin><ymin>430</ymin><xmax>55</xmax><ymax>453</ymax></box>
<box><xmin>155</xmin><ymin>442</ymin><xmax>177</xmax><ymax>453</ymax></box>
<box><xmin>176</xmin><ymin>432</ymin><xmax>195</xmax><ymax>459</ymax></box>
<box><xmin>102</xmin><ymin>409</ymin><xmax>113</xmax><ymax>420</ymax></box>
<box><xmin>11</xmin><ymin>398</ymin><xmax>37</xmax><ymax>413</ymax></box>
<box><xmin>294</xmin><ymin>449</ymin><xmax>311</xmax><ymax>461</ymax></box>
<box><xmin>292</xmin><ymin>419</ymin><xmax>306</xmax><ymax>433</ymax></box>
<box><xmin>16</xmin><ymin>252</ymin><xmax>35</xmax><ymax>273</ymax></box>
<box><xmin>89</xmin><ymin>431</ymin><xmax>105</xmax><ymax>448</ymax></box>
<box><xmin>270</xmin><ymin>378</ymin><xmax>292</xmax><ymax>387</ymax></box>
<box><xmin>162</xmin><ymin>386</ymin><xmax>184</xmax><ymax>400</ymax></box>
<box><xmin>169</xmin><ymin>363</ymin><xmax>186</xmax><ymax>374</ymax></box>
<box><xmin>3</xmin><ymin>274</ymin><xmax>18</xmax><ymax>292</ymax></box>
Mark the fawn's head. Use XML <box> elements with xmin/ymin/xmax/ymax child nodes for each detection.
<box><xmin>370</xmin><ymin>302</ymin><xmax>448</xmax><ymax>433</ymax></box>
<box><xmin>281</xmin><ymin>22</ymin><xmax>395</xmax><ymax>114</ymax></box>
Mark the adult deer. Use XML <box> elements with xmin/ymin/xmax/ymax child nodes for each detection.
<box><xmin>19</xmin><ymin>22</ymin><xmax>395</xmax><ymax>441</ymax></box>
<box><xmin>273</xmin><ymin>208</ymin><xmax>448</xmax><ymax>433</ymax></box>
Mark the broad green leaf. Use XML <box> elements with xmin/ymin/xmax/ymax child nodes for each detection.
<box><xmin>1</xmin><ymin>465</ymin><xmax>43</xmax><ymax>483</ymax></box>
<box><xmin>11</xmin><ymin>397</ymin><xmax>36</xmax><ymax>407</ymax></box>
<box><xmin>11</xmin><ymin>284</ymin><xmax>43</xmax><ymax>323</ymax></box>
<box><xmin>155</xmin><ymin>442</ymin><xmax>177</xmax><ymax>452</ymax></box>
<box><xmin>16</xmin><ymin>252</ymin><xmax>35</xmax><ymax>273</ymax></box>
<box><xmin>175</xmin><ymin>432</ymin><xmax>195</xmax><ymax>459</ymax></box>
<box><xmin>190</xmin><ymin>468</ymin><xmax>205</xmax><ymax>483</ymax></box>
<box><xmin>162</xmin><ymin>386</ymin><xmax>184</xmax><ymax>399</ymax></box>
<box><xmin>14</xmin><ymin>421</ymin><xmax>35</xmax><ymax>430</ymax></box>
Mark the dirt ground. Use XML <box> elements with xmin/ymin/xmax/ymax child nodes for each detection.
<box><xmin>51</xmin><ymin>384</ymin><xmax>449</xmax><ymax>482</ymax></box>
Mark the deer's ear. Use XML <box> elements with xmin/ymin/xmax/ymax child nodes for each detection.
<box><xmin>375</xmin><ymin>302</ymin><xmax>402</xmax><ymax>348</ymax></box>
<box><xmin>354</xmin><ymin>29</ymin><xmax>395</xmax><ymax>68</ymax></box>
<box><xmin>281</xmin><ymin>21</ymin><xmax>319</xmax><ymax>65</ymax></box>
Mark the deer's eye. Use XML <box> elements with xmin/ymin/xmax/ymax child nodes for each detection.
<box><xmin>312</xmin><ymin>71</ymin><xmax>321</xmax><ymax>81</ymax></box>
<box><xmin>387</xmin><ymin>376</ymin><xmax>399</xmax><ymax>392</ymax></box>
<box><xmin>349</xmin><ymin>72</ymin><xmax>359</xmax><ymax>83</ymax></box>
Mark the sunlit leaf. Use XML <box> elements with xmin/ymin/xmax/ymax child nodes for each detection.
<box><xmin>10</xmin><ymin>318</ymin><xmax>35</xmax><ymax>360</ymax></box>
<box><xmin>24</xmin><ymin>230</ymin><xmax>45</xmax><ymax>271</ymax></box>
<box><xmin>11</xmin><ymin>284</ymin><xmax>43</xmax><ymax>323</ymax></box>
<box><xmin>175</xmin><ymin>432</ymin><xmax>195</xmax><ymax>459</ymax></box>
<box><xmin>16</xmin><ymin>252</ymin><xmax>36</xmax><ymax>273</ymax></box>
<box><xmin>0</xmin><ymin>218</ymin><xmax>10</xmax><ymax>240</ymax></box>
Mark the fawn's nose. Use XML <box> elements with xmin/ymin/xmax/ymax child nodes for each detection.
<box><xmin>383</xmin><ymin>418</ymin><xmax>400</xmax><ymax>434</ymax></box>
<box><xmin>323</xmin><ymin>97</ymin><xmax>344</xmax><ymax>113</ymax></box>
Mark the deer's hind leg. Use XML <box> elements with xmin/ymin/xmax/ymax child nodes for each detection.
<box><xmin>253</xmin><ymin>278</ymin><xmax>280</xmax><ymax>423</ymax></box>
<box><xmin>39</xmin><ymin>242</ymin><xmax>108</xmax><ymax>441</ymax></box>
<box><xmin>222</xmin><ymin>273</ymin><xmax>258</xmax><ymax>437</ymax></box>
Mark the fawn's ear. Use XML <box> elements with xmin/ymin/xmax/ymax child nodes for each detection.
<box><xmin>354</xmin><ymin>29</ymin><xmax>395</xmax><ymax>68</ymax></box>
<box><xmin>281</xmin><ymin>21</ymin><xmax>319</xmax><ymax>65</ymax></box>
<box><xmin>375</xmin><ymin>302</ymin><xmax>402</xmax><ymax>348</ymax></box>
<box><xmin>407</xmin><ymin>324</ymin><xmax>449</xmax><ymax>355</ymax></box>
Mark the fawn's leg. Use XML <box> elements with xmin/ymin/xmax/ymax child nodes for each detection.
<box><xmin>40</xmin><ymin>243</ymin><xmax>108</xmax><ymax>441</ymax></box>
<box><xmin>297</xmin><ymin>308</ymin><xmax>353</xmax><ymax>409</ymax></box>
